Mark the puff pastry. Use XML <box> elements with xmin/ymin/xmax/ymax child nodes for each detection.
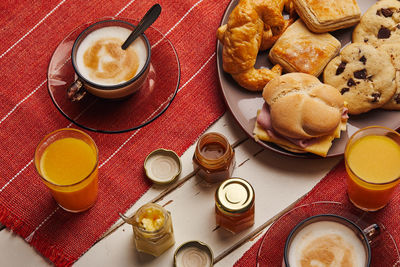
<box><xmin>269</xmin><ymin>19</ymin><xmax>341</xmax><ymax>76</ymax></box>
<box><xmin>293</xmin><ymin>0</ymin><xmax>361</xmax><ymax>33</ymax></box>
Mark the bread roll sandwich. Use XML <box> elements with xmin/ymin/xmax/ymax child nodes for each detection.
<box><xmin>253</xmin><ymin>73</ymin><xmax>348</xmax><ymax>157</ymax></box>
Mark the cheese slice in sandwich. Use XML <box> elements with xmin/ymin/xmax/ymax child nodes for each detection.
<box><xmin>253</xmin><ymin>105</ymin><xmax>348</xmax><ymax>157</ymax></box>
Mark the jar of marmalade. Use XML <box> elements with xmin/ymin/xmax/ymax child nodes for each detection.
<box><xmin>193</xmin><ymin>132</ymin><xmax>235</xmax><ymax>183</ymax></box>
<box><xmin>131</xmin><ymin>203</ymin><xmax>175</xmax><ymax>256</ymax></box>
<box><xmin>215</xmin><ymin>178</ymin><xmax>255</xmax><ymax>233</ymax></box>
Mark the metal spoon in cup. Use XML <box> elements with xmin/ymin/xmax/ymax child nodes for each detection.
<box><xmin>121</xmin><ymin>4</ymin><xmax>162</xmax><ymax>50</ymax></box>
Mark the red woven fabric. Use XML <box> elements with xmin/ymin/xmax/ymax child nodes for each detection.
<box><xmin>0</xmin><ymin>0</ymin><xmax>230</xmax><ymax>266</ymax></box>
<box><xmin>235</xmin><ymin>160</ymin><xmax>400</xmax><ymax>267</ymax></box>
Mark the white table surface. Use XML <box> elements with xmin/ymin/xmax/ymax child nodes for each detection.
<box><xmin>0</xmin><ymin>111</ymin><xmax>341</xmax><ymax>266</ymax></box>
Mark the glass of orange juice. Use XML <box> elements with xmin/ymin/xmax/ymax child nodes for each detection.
<box><xmin>345</xmin><ymin>126</ymin><xmax>400</xmax><ymax>211</ymax></box>
<box><xmin>34</xmin><ymin>128</ymin><xmax>99</xmax><ymax>213</ymax></box>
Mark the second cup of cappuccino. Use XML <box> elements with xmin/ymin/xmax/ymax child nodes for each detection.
<box><xmin>70</xmin><ymin>19</ymin><xmax>151</xmax><ymax>100</ymax></box>
<box><xmin>283</xmin><ymin>215</ymin><xmax>372</xmax><ymax>267</ymax></box>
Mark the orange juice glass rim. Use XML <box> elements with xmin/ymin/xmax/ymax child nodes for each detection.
<box><xmin>34</xmin><ymin>128</ymin><xmax>99</xmax><ymax>188</ymax></box>
<box><xmin>344</xmin><ymin>125</ymin><xmax>400</xmax><ymax>186</ymax></box>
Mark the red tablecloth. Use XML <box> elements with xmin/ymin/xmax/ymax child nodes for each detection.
<box><xmin>0</xmin><ymin>0</ymin><xmax>230</xmax><ymax>266</ymax></box>
<box><xmin>235</xmin><ymin>160</ymin><xmax>400</xmax><ymax>267</ymax></box>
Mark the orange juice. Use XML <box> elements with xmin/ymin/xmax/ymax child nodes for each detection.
<box><xmin>40</xmin><ymin>137</ymin><xmax>96</xmax><ymax>185</ymax></box>
<box><xmin>345</xmin><ymin>128</ymin><xmax>400</xmax><ymax>211</ymax></box>
<box><xmin>35</xmin><ymin>129</ymin><xmax>98</xmax><ymax>212</ymax></box>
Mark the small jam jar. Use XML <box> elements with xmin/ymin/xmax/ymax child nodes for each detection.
<box><xmin>193</xmin><ymin>132</ymin><xmax>235</xmax><ymax>183</ymax></box>
<box><xmin>215</xmin><ymin>178</ymin><xmax>255</xmax><ymax>234</ymax></box>
<box><xmin>131</xmin><ymin>203</ymin><xmax>175</xmax><ymax>256</ymax></box>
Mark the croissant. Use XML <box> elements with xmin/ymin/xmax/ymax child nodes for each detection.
<box><xmin>217</xmin><ymin>0</ymin><xmax>295</xmax><ymax>91</ymax></box>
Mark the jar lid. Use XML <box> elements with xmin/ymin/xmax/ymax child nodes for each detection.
<box><xmin>216</xmin><ymin>178</ymin><xmax>254</xmax><ymax>213</ymax></box>
<box><xmin>144</xmin><ymin>149</ymin><xmax>181</xmax><ymax>184</ymax></box>
<box><xmin>174</xmin><ymin>240</ymin><xmax>214</xmax><ymax>267</ymax></box>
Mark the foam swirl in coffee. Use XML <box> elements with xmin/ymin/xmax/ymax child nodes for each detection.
<box><xmin>76</xmin><ymin>26</ymin><xmax>147</xmax><ymax>85</ymax></box>
<box><xmin>288</xmin><ymin>221</ymin><xmax>367</xmax><ymax>267</ymax></box>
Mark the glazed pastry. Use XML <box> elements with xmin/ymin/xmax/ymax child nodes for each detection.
<box><xmin>269</xmin><ymin>19</ymin><xmax>341</xmax><ymax>77</ymax></box>
<box><xmin>323</xmin><ymin>43</ymin><xmax>396</xmax><ymax>115</ymax></box>
<box><xmin>259</xmin><ymin>18</ymin><xmax>293</xmax><ymax>51</ymax></box>
<box><xmin>293</xmin><ymin>0</ymin><xmax>361</xmax><ymax>33</ymax></box>
<box><xmin>353</xmin><ymin>0</ymin><xmax>400</xmax><ymax>48</ymax></box>
<box><xmin>217</xmin><ymin>0</ymin><xmax>295</xmax><ymax>51</ymax></box>
<box><xmin>258</xmin><ymin>0</ymin><xmax>296</xmax><ymax>51</ymax></box>
<box><xmin>217</xmin><ymin>0</ymin><xmax>294</xmax><ymax>91</ymax></box>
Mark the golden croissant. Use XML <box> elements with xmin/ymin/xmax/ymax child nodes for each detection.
<box><xmin>217</xmin><ymin>0</ymin><xmax>295</xmax><ymax>91</ymax></box>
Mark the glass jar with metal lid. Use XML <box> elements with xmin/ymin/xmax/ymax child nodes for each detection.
<box><xmin>215</xmin><ymin>177</ymin><xmax>255</xmax><ymax>233</ymax></box>
<box><xmin>131</xmin><ymin>203</ymin><xmax>175</xmax><ymax>256</ymax></box>
<box><xmin>193</xmin><ymin>132</ymin><xmax>235</xmax><ymax>183</ymax></box>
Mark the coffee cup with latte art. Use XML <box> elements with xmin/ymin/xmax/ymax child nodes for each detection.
<box><xmin>283</xmin><ymin>214</ymin><xmax>380</xmax><ymax>267</ymax></box>
<box><xmin>68</xmin><ymin>19</ymin><xmax>151</xmax><ymax>101</ymax></box>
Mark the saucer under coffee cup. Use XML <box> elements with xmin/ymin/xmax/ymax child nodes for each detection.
<box><xmin>68</xmin><ymin>19</ymin><xmax>151</xmax><ymax>101</ymax></box>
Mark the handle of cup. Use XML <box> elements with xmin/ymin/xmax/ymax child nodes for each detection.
<box><xmin>363</xmin><ymin>223</ymin><xmax>380</xmax><ymax>244</ymax></box>
<box><xmin>67</xmin><ymin>79</ymin><xmax>86</xmax><ymax>101</ymax></box>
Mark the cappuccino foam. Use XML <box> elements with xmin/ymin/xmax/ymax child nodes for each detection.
<box><xmin>288</xmin><ymin>221</ymin><xmax>367</xmax><ymax>267</ymax></box>
<box><xmin>76</xmin><ymin>26</ymin><xmax>148</xmax><ymax>85</ymax></box>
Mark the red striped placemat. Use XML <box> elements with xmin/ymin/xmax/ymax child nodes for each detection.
<box><xmin>235</xmin><ymin>160</ymin><xmax>400</xmax><ymax>266</ymax></box>
<box><xmin>0</xmin><ymin>0</ymin><xmax>230</xmax><ymax>266</ymax></box>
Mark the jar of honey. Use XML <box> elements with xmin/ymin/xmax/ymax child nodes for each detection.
<box><xmin>215</xmin><ymin>178</ymin><xmax>255</xmax><ymax>234</ymax></box>
<box><xmin>131</xmin><ymin>203</ymin><xmax>175</xmax><ymax>256</ymax></box>
<box><xmin>193</xmin><ymin>132</ymin><xmax>235</xmax><ymax>183</ymax></box>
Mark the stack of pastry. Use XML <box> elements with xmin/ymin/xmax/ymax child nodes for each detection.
<box><xmin>268</xmin><ymin>0</ymin><xmax>361</xmax><ymax>76</ymax></box>
<box><xmin>217</xmin><ymin>0</ymin><xmax>362</xmax><ymax>91</ymax></box>
<box><xmin>217</xmin><ymin>0</ymin><xmax>295</xmax><ymax>91</ymax></box>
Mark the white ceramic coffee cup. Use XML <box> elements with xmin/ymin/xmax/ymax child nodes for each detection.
<box><xmin>68</xmin><ymin>19</ymin><xmax>151</xmax><ymax>101</ymax></box>
<box><xmin>282</xmin><ymin>214</ymin><xmax>380</xmax><ymax>267</ymax></box>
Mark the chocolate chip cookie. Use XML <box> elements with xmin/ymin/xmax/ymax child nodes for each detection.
<box><xmin>379</xmin><ymin>43</ymin><xmax>400</xmax><ymax>110</ymax></box>
<box><xmin>323</xmin><ymin>43</ymin><xmax>396</xmax><ymax>115</ymax></box>
<box><xmin>353</xmin><ymin>0</ymin><xmax>400</xmax><ymax>48</ymax></box>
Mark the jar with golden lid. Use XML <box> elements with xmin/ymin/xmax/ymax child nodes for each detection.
<box><xmin>215</xmin><ymin>178</ymin><xmax>255</xmax><ymax>234</ymax></box>
<box><xmin>193</xmin><ymin>132</ymin><xmax>235</xmax><ymax>183</ymax></box>
<box><xmin>131</xmin><ymin>203</ymin><xmax>175</xmax><ymax>256</ymax></box>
